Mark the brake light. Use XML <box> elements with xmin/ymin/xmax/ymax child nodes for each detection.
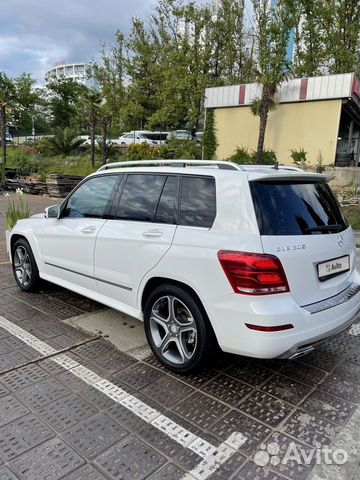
<box><xmin>217</xmin><ymin>251</ymin><xmax>289</xmax><ymax>295</ymax></box>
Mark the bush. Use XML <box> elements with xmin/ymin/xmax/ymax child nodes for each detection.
<box><xmin>261</xmin><ymin>150</ymin><xmax>277</xmax><ymax>165</ymax></box>
<box><xmin>227</xmin><ymin>147</ymin><xmax>252</xmax><ymax>164</ymax></box>
<box><xmin>7</xmin><ymin>149</ymin><xmax>32</xmax><ymax>176</ymax></box>
<box><xmin>160</xmin><ymin>139</ymin><xmax>200</xmax><ymax>160</ymax></box>
<box><xmin>290</xmin><ymin>148</ymin><xmax>308</xmax><ymax>168</ymax></box>
<box><xmin>227</xmin><ymin>147</ymin><xmax>277</xmax><ymax>165</ymax></box>
<box><xmin>125</xmin><ymin>143</ymin><xmax>161</xmax><ymax>160</ymax></box>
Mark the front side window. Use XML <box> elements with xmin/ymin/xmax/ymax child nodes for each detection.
<box><xmin>63</xmin><ymin>175</ymin><xmax>118</xmax><ymax>218</ymax></box>
<box><xmin>180</xmin><ymin>176</ymin><xmax>216</xmax><ymax>228</ymax></box>
<box><xmin>116</xmin><ymin>174</ymin><xmax>166</xmax><ymax>222</ymax></box>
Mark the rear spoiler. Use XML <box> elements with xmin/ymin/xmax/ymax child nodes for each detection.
<box><xmin>249</xmin><ymin>172</ymin><xmax>329</xmax><ymax>183</ymax></box>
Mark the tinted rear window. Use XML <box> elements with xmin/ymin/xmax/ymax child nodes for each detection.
<box><xmin>180</xmin><ymin>176</ymin><xmax>216</xmax><ymax>228</ymax></box>
<box><xmin>250</xmin><ymin>181</ymin><xmax>348</xmax><ymax>236</ymax></box>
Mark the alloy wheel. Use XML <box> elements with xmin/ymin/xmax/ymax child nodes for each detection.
<box><xmin>149</xmin><ymin>295</ymin><xmax>198</xmax><ymax>365</ymax></box>
<box><xmin>14</xmin><ymin>246</ymin><xmax>32</xmax><ymax>287</ymax></box>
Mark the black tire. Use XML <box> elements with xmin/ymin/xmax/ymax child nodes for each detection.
<box><xmin>144</xmin><ymin>283</ymin><xmax>217</xmax><ymax>374</ymax></box>
<box><xmin>12</xmin><ymin>238</ymin><xmax>40</xmax><ymax>292</ymax></box>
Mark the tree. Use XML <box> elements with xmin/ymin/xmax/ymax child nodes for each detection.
<box><xmin>0</xmin><ymin>72</ymin><xmax>16</xmax><ymax>181</ymax></box>
<box><xmin>251</xmin><ymin>0</ymin><xmax>297</xmax><ymax>163</ymax></box>
<box><xmin>82</xmin><ymin>88</ymin><xmax>102</xmax><ymax>167</ymax></box>
<box><xmin>92</xmin><ymin>31</ymin><xmax>127</xmax><ymax>135</ymax></box>
<box><xmin>12</xmin><ymin>74</ymin><xmax>39</xmax><ymax>133</ymax></box>
<box><xmin>323</xmin><ymin>0</ymin><xmax>360</xmax><ymax>75</ymax></box>
<box><xmin>47</xmin><ymin>77</ymin><xmax>85</xmax><ymax>128</ymax></box>
<box><xmin>124</xmin><ymin>0</ymin><xmax>252</xmax><ymax>132</ymax></box>
<box><xmin>293</xmin><ymin>0</ymin><xmax>326</xmax><ymax>77</ymax></box>
<box><xmin>203</xmin><ymin>109</ymin><xmax>218</xmax><ymax>159</ymax></box>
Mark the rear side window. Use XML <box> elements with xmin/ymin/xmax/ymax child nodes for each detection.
<box><xmin>180</xmin><ymin>176</ymin><xmax>216</xmax><ymax>228</ymax></box>
<box><xmin>250</xmin><ymin>181</ymin><xmax>348</xmax><ymax>236</ymax></box>
<box><xmin>116</xmin><ymin>174</ymin><xmax>166</xmax><ymax>222</ymax></box>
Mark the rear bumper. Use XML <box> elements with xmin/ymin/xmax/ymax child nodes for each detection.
<box><xmin>277</xmin><ymin>303</ymin><xmax>360</xmax><ymax>359</ymax></box>
<box><xmin>206</xmin><ymin>272</ymin><xmax>360</xmax><ymax>359</ymax></box>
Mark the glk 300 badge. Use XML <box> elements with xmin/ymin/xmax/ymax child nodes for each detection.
<box><xmin>276</xmin><ymin>244</ymin><xmax>307</xmax><ymax>253</ymax></box>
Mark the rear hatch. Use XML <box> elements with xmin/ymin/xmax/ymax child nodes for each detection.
<box><xmin>249</xmin><ymin>175</ymin><xmax>356</xmax><ymax>306</ymax></box>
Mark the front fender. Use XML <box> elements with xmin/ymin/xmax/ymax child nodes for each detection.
<box><xmin>9</xmin><ymin>219</ymin><xmax>45</xmax><ymax>273</ymax></box>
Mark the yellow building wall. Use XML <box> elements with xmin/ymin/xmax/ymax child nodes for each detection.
<box><xmin>214</xmin><ymin>99</ymin><xmax>342</xmax><ymax>165</ymax></box>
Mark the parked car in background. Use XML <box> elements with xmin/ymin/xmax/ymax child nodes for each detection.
<box><xmin>118</xmin><ymin>131</ymin><xmax>158</xmax><ymax>146</ymax></box>
<box><xmin>195</xmin><ymin>132</ymin><xmax>204</xmax><ymax>143</ymax></box>
<box><xmin>9</xmin><ymin>160</ymin><xmax>360</xmax><ymax>374</ymax></box>
<box><xmin>166</xmin><ymin>130</ymin><xmax>192</xmax><ymax>142</ymax></box>
<box><xmin>142</xmin><ymin>132</ymin><xmax>169</xmax><ymax>146</ymax></box>
<box><xmin>5</xmin><ymin>133</ymin><xmax>13</xmax><ymax>144</ymax></box>
<box><xmin>81</xmin><ymin>136</ymin><xmax>112</xmax><ymax>146</ymax></box>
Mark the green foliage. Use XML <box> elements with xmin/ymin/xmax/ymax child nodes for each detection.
<box><xmin>261</xmin><ymin>150</ymin><xmax>277</xmax><ymax>165</ymax></box>
<box><xmin>161</xmin><ymin>139</ymin><xmax>200</xmax><ymax>160</ymax></box>
<box><xmin>323</xmin><ymin>0</ymin><xmax>360</xmax><ymax>75</ymax></box>
<box><xmin>125</xmin><ymin>143</ymin><xmax>161</xmax><ymax>160</ymax></box>
<box><xmin>124</xmin><ymin>139</ymin><xmax>200</xmax><ymax>161</ymax></box>
<box><xmin>46</xmin><ymin>77</ymin><xmax>85</xmax><ymax>128</ymax></box>
<box><xmin>8</xmin><ymin>149</ymin><xmax>32</xmax><ymax>176</ymax></box>
<box><xmin>227</xmin><ymin>147</ymin><xmax>277</xmax><ymax>165</ymax></box>
<box><xmin>251</xmin><ymin>0</ymin><xmax>297</xmax><ymax>163</ymax></box>
<box><xmin>290</xmin><ymin>148</ymin><xmax>308</xmax><ymax>168</ymax></box>
<box><xmin>38</xmin><ymin>128</ymin><xmax>84</xmax><ymax>156</ymax></box>
<box><xmin>250</xmin><ymin>96</ymin><xmax>277</xmax><ymax>117</ymax></box>
<box><xmin>203</xmin><ymin>109</ymin><xmax>218</xmax><ymax>160</ymax></box>
<box><xmin>227</xmin><ymin>146</ymin><xmax>252</xmax><ymax>164</ymax></box>
<box><xmin>6</xmin><ymin>192</ymin><xmax>31</xmax><ymax>230</ymax></box>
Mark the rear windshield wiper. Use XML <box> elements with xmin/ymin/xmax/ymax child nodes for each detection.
<box><xmin>304</xmin><ymin>224</ymin><xmax>344</xmax><ymax>233</ymax></box>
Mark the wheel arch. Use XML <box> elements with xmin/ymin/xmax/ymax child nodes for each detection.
<box><xmin>9</xmin><ymin>233</ymin><xmax>28</xmax><ymax>261</ymax></box>
<box><xmin>10</xmin><ymin>233</ymin><xmax>43</xmax><ymax>272</ymax></box>
<box><xmin>140</xmin><ymin>276</ymin><xmax>219</xmax><ymax>346</ymax></box>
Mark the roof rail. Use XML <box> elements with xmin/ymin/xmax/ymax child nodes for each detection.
<box><xmin>97</xmin><ymin>159</ymin><xmax>242</xmax><ymax>171</ymax></box>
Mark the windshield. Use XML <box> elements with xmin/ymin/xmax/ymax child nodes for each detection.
<box><xmin>250</xmin><ymin>180</ymin><xmax>348</xmax><ymax>236</ymax></box>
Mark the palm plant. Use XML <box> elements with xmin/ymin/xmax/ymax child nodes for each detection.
<box><xmin>42</xmin><ymin>127</ymin><xmax>83</xmax><ymax>156</ymax></box>
<box><xmin>251</xmin><ymin>0</ymin><xmax>297</xmax><ymax>163</ymax></box>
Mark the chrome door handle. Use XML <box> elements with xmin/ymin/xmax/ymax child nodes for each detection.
<box><xmin>81</xmin><ymin>226</ymin><xmax>96</xmax><ymax>234</ymax></box>
<box><xmin>142</xmin><ymin>229</ymin><xmax>163</xmax><ymax>238</ymax></box>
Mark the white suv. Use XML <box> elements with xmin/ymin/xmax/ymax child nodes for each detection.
<box><xmin>9</xmin><ymin>160</ymin><xmax>360</xmax><ymax>373</ymax></box>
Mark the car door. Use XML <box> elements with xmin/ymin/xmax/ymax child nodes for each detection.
<box><xmin>40</xmin><ymin>174</ymin><xmax>119</xmax><ymax>292</ymax></box>
<box><xmin>94</xmin><ymin>173</ymin><xmax>179</xmax><ymax>308</ymax></box>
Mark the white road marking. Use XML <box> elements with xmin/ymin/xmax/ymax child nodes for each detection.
<box><xmin>348</xmin><ymin>323</ymin><xmax>360</xmax><ymax>336</ymax></box>
<box><xmin>182</xmin><ymin>433</ymin><xmax>247</xmax><ymax>480</ymax></box>
<box><xmin>0</xmin><ymin>316</ymin><xmax>247</xmax><ymax>479</ymax></box>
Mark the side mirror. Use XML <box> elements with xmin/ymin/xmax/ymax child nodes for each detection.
<box><xmin>45</xmin><ymin>205</ymin><xmax>60</xmax><ymax>219</ymax></box>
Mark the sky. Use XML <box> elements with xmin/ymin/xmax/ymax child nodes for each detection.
<box><xmin>0</xmin><ymin>0</ymin><xmax>157</xmax><ymax>83</ymax></box>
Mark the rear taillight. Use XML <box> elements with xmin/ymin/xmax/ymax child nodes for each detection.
<box><xmin>217</xmin><ymin>251</ymin><xmax>289</xmax><ymax>295</ymax></box>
